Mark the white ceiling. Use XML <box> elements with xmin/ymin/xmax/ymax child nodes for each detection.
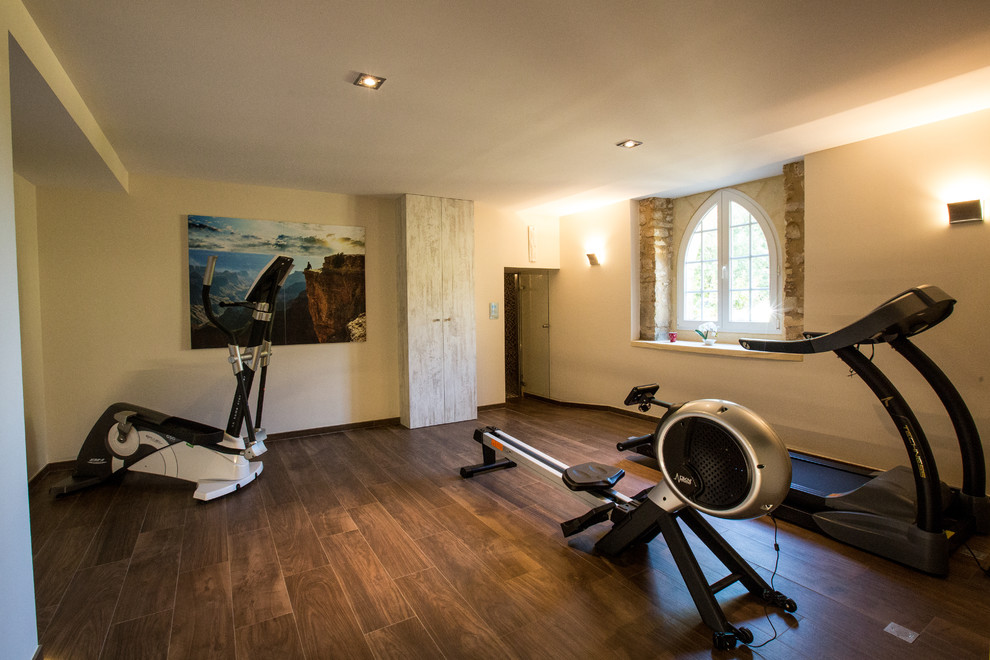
<box><xmin>12</xmin><ymin>1</ymin><xmax>990</xmax><ymax>215</ymax></box>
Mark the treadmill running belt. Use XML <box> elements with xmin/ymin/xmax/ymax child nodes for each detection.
<box><xmin>790</xmin><ymin>455</ymin><xmax>874</xmax><ymax>497</ymax></box>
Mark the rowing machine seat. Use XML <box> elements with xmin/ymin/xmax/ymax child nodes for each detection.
<box><xmin>562</xmin><ymin>462</ymin><xmax>625</xmax><ymax>491</ymax></box>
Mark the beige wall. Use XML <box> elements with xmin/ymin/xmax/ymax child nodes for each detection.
<box><xmin>14</xmin><ymin>173</ymin><xmax>46</xmax><ymax>477</ymax></box>
<box><xmin>551</xmin><ymin>109</ymin><xmax>990</xmax><ymax>487</ymax></box>
<box><xmin>31</xmin><ymin>175</ymin><xmax>400</xmax><ymax>464</ymax></box>
<box><xmin>551</xmin><ymin>200</ymin><xmax>638</xmax><ymax>406</ymax></box>
<box><xmin>473</xmin><ymin>204</ymin><xmax>559</xmax><ymax>406</ymax></box>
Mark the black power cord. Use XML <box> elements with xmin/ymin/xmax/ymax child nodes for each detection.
<box><xmin>962</xmin><ymin>541</ymin><xmax>990</xmax><ymax>578</ymax></box>
<box><xmin>748</xmin><ymin>514</ymin><xmax>783</xmax><ymax>649</ymax></box>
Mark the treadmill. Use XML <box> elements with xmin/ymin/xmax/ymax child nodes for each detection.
<box><xmin>739</xmin><ymin>285</ymin><xmax>989</xmax><ymax>575</ymax></box>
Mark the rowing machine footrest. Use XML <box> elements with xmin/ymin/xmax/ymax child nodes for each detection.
<box><xmin>561</xmin><ymin>503</ymin><xmax>616</xmax><ymax>537</ymax></box>
<box><xmin>562</xmin><ymin>462</ymin><xmax>624</xmax><ymax>491</ymax></box>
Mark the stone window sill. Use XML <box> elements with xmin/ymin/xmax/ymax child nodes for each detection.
<box><xmin>631</xmin><ymin>339</ymin><xmax>803</xmax><ymax>362</ymax></box>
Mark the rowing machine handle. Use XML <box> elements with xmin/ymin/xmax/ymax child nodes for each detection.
<box><xmin>616</xmin><ymin>434</ymin><xmax>653</xmax><ymax>452</ymax></box>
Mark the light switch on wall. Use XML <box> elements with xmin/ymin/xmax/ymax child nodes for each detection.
<box><xmin>489</xmin><ymin>302</ymin><xmax>499</xmax><ymax>319</ymax></box>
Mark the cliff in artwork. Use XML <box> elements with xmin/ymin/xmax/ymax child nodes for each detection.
<box><xmin>303</xmin><ymin>254</ymin><xmax>367</xmax><ymax>342</ymax></box>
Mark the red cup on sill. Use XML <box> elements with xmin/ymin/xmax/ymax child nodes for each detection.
<box><xmin>668</xmin><ymin>331</ymin><xmax>677</xmax><ymax>343</ymax></box>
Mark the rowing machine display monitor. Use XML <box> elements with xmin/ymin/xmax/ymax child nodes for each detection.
<box><xmin>624</xmin><ymin>383</ymin><xmax>661</xmax><ymax>410</ymax></box>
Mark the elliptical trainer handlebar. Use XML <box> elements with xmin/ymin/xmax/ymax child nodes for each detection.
<box><xmin>202</xmin><ymin>255</ymin><xmax>237</xmax><ymax>345</ymax></box>
<box><xmin>204</xmin><ymin>254</ymin><xmax>218</xmax><ymax>286</ymax></box>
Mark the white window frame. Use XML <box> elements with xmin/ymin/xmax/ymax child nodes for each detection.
<box><xmin>676</xmin><ymin>188</ymin><xmax>782</xmax><ymax>335</ymax></box>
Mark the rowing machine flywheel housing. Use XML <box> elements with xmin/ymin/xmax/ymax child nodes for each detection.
<box><xmin>654</xmin><ymin>399</ymin><xmax>791</xmax><ymax>519</ymax></box>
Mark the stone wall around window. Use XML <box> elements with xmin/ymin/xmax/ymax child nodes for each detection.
<box><xmin>637</xmin><ymin>162</ymin><xmax>805</xmax><ymax>341</ymax></box>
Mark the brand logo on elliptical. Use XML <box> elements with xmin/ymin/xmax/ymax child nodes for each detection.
<box><xmin>87</xmin><ymin>458</ymin><xmax>107</xmax><ymax>464</ymax></box>
<box><xmin>675</xmin><ymin>473</ymin><xmax>694</xmax><ymax>486</ymax></box>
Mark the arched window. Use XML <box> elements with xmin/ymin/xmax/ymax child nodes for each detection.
<box><xmin>677</xmin><ymin>189</ymin><xmax>781</xmax><ymax>334</ymax></box>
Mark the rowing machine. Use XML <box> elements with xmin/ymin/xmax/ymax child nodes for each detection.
<box><xmin>460</xmin><ymin>384</ymin><xmax>796</xmax><ymax>651</ymax></box>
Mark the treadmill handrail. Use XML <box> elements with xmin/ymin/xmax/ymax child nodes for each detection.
<box><xmin>739</xmin><ymin>285</ymin><xmax>955</xmax><ymax>354</ymax></box>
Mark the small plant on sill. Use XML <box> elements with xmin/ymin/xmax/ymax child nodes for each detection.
<box><xmin>696</xmin><ymin>322</ymin><xmax>719</xmax><ymax>346</ymax></box>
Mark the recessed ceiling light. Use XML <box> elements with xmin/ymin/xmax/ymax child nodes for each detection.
<box><xmin>353</xmin><ymin>73</ymin><xmax>386</xmax><ymax>90</ymax></box>
<box><xmin>616</xmin><ymin>139</ymin><xmax>643</xmax><ymax>148</ymax></box>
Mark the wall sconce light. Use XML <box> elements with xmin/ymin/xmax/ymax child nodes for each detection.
<box><xmin>586</xmin><ymin>253</ymin><xmax>600</xmax><ymax>266</ymax></box>
<box><xmin>947</xmin><ymin>199</ymin><xmax>984</xmax><ymax>224</ymax></box>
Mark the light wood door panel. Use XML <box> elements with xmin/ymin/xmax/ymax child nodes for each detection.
<box><xmin>441</xmin><ymin>197</ymin><xmax>476</xmax><ymax>423</ymax></box>
<box><xmin>399</xmin><ymin>194</ymin><xmax>476</xmax><ymax>428</ymax></box>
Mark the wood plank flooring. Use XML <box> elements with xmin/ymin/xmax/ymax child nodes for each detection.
<box><xmin>28</xmin><ymin>398</ymin><xmax>990</xmax><ymax>659</ymax></box>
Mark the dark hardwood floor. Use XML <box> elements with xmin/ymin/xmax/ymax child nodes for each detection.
<box><xmin>28</xmin><ymin>398</ymin><xmax>990</xmax><ymax>659</ymax></box>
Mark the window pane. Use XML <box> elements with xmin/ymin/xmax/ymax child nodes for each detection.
<box><xmin>753</xmin><ymin>255</ymin><xmax>770</xmax><ymax>288</ymax></box>
<box><xmin>752</xmin><ymin>225</ymin><xmax>769</xmax><ymax>256</ymax></box>
<box><xmin>701</xmin><ymin>229</ymin><xmax>717</xmax><ymax>260</ymax></box>
<box><xmin>730</xmin><ymin>225</ymin><xmax>749</xmax><ymax>258</ymax></box>
<box><xmin>685</xmin><ymin>292</ymin><xmax>702</xmax><ymax>320</ymax></box>
<box><xmin>730</xmin><ymin>202</ymin><xmax>753</xmax><ymax>227</ymax></box>
<box><xmin>731</xmin><ymin>257</ymin><xmax>749</xmax><ymax>289</ymax></box>
<box><xmin>731</xmin><ymin>290</ymin><xmax>750</xmax><ymax>322</ymax></box>
<box><xmin>684</xmin><ymin>262</ymin><xmax>702</xmax><ymax>290</ymax></box>
<box><xmin>703</xmin><ymin>291</ymin><xmax>718</xmax><ymax>321</ymax></box>
<box><xmin>702</xmin><ymin>261</ymin><xmax>718</xmax><ymax>290</ymax></box>
<box><xmin>700</xmin><ymin>207</ymin><xmax>717</xmax><ymax>231</ymax></box>
<box><xmin>685</xmin><ymin>232</ymin><xmax>702</xmax><ymax>262</ymax></box>
<box><xmin>753</xmin><ymin>290</ymin><xmax>770</xmax><ymax>321</ymax></box>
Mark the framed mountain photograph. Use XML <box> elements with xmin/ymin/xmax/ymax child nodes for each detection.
<box><xmin>187</xmin><ymin>214</ymin><xmax>366</xmax><ymax>349</ymax></box>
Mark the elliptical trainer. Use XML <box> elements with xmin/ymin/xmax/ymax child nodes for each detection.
<box><xmin>51</xmin><ymin>254</ymin><xmax>294</xmax><ymax>501</ymax></box>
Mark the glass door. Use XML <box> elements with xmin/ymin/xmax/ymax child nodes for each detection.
<box><xmin>517</xmin><ymin>271</ymin><xmax>550</xmax><ymax>398</ymax></box>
